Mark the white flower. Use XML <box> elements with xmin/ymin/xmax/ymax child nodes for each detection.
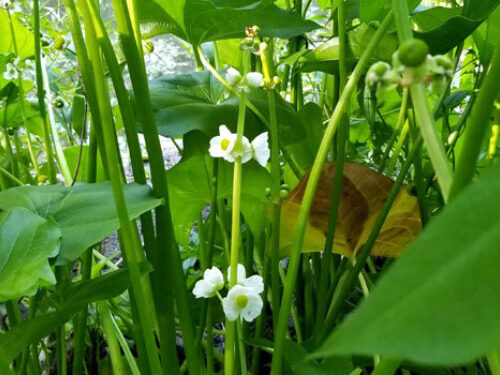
<box><xmin>209</xmin><ymin>125</ymin><xmax>253</xmax><ymax>163</ymax></box>
<box><xmin>251</xmin><ymin>132</ymin><xmax>270</xmax><ymax>167</ymax></box>
<box><xmin>3</xmin><ymin>62</ymin><xmax>18</xmax><ymax>80</ymax></box>
<box><xmin>209</xmin><ymin>125</ymin><xmax>237</xmax><ymax>161</ymax></box>
<box><xmin>192</xmin><ymin>266</ymin><xmax>224</xmax><ymax>298</ymax></box>
<box><xmin>227</xmin><ymin>264</ymin><xmax>264</xmax><ymax>293</ymax></box>
<box><xmin>226</xmin><ymin>67</ymin><xmax>242</xmax><ymax>87</ymax></box>
<box><xmin>246</xmin><ymin>72</ymin><xmax>264</xmax><ymax>89</ymax></box>
<box><xmin>222</xmin><ymin>285</ymin><xmax>263</xmax><ymax>322</ymax></box>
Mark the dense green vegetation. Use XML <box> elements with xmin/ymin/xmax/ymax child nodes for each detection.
<box><xmin>1</xmin><ymin>0</ymin><xmax>500</xmax><ymax>374</ymax></box>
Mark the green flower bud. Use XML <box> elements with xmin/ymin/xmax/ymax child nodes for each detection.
<box><xmin>143</xmin><ymin>39</ymin><xmax>154</xmax><ymax>54</ymax></box>
<box><xmin>54</xmin><ymin>35</ymin><xmax>64</xmax><ymax>50</ymax></box>
<box><xmin>398</xmin><ymin>39</ymin><xmax>429</xmax><ymax>67</ymax></box>
<box><xmin>38</xmin><ymin>174</ymin><xmax>48</xmax><ymax>183</ymax></box>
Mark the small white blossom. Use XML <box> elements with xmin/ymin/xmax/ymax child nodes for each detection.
<box><xmin>209</xmin><ymin>125</ymin><xmax>253</xmax><ymax>163</ymax></box>
<box><xmin>226</xmin><ymin>67</ymin><xmax>242</xmax><ymax>87</ymax></box>
<box><xmin>3</xmin><ymin>62</ymin><xmax>18</xmax><ymax>80</ymax></box>
<box><xmin>246</xmin><ymin>72</ymin><xmax>264</xmax><ymax>89</ymax></box>
<box><xmin>222</xmin><ymin>285</ymin><xmax>263</xmax><ymax>322</ymax></box>
<box><xmin>227</xmin><ymin>264</ymin><xmax>264</xmax><ymax>293</ymax></box>
<box><xmin>251</xmin><ymin>132</ymin><xmax>270</xmax><ymax>167</ymax></box>
<box><xmin>192</xmin><ymin>266</ymin><xmax>224</xmax><ymax>298</ymax></box>
<box><xmin>209</xmin><ymin>125</ymin><xmax>237</xmax><ymax>162</ymax></box>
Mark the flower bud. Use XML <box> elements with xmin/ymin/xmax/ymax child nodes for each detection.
<box><xmin>397</xmin><ymin>39</ymin><xmax>429</xmax><ymax>67</ymax></box>
<box><xmin>246</xmin><ymin>72</ymin><xmax>264</xmax><ymax>89</ymax></box>
<box><xmin>54</xmin><ymin>35</ymin><xmax>64</xmax><ymax>50</ymax></box>
<box><xmin>226</xmin><ymin>67</ymin><xmax>242</xmax><ymax>87</ymax></box>
<box><xmin>142</xmin><ymin>39</ymin><xmax>154</xmax><ymax>54</ymax></box>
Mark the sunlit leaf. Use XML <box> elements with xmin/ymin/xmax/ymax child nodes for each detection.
<box><xmin>280</xmin><ymin>163</ymin><xmax>421</xmax><ymax>258</ymax></box>
<box><xmin>0</xmin><ymin>10</ymin><xmax>34</xmax><ymax>58</ymax></box>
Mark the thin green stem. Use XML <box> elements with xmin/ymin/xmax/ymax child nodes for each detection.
<box><xmin>319</xmin><ymin>137</ymin><xmax>423</xmax><ymax>343</ymax></box>
<box><xmin>225</xmin><ymin>86</ymin><xmax>248</xmax><ymax>375</ymax></box>
<box><xmin>371</xmin><ymin>358</ymin><xmax>402</xmax><ymax>375</ymax></box>
<box><xmin>449</xmin><ymin>37</ymin><xmax>500</xmax><ymax>198</ymax></box>
<box><xmin>32</xmin><ymin>0</ymin><xmax>57</xmax><ymax>184</ymax></box>
<box><xmin>270</xmin><ymin>12</ymin><xmax>394</xmax><ymax>374</ymax></box>
<box><xmin>99</xmin><ymin>302</ymin><xmax>127</xmax><ymax>375</ymax></box>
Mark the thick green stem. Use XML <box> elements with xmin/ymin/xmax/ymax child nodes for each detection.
<box><xmin>99</xmin><ymin>303</ymin><xmax>127</xmax><ymax>375</ymax></box>
<box><xmin>449</xmin><ymin>37</ymin><xmax>500</xmax><ymax>198</ymax></box>
<box><xmin>392</xmin><ymin>0</ymin><xmax>453</xmax><ymax>201</ymax></box>
<box><xmin>225</xmin><ymin>87</ymin><xmax>248</xmax><ymax>375</ymax></box>
<box><xmin>112</xmin><ymin>0</ymin><xmax>202</xmax><ymax>372</ymax></box>
<box><xmin>78</xmin><ymin>1</ymin><xmax>161</xmax><ymax>372</ymax></box>
<box><xmin>270</xmin><ymin>13</ymin><xmax>394</xmax><ymax>374</ymax></box>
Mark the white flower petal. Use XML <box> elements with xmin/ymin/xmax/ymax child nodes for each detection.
<box><xmin>246</xmin><ymin>72</ymin><xmax>263</xmax><ymax>89</ymax></box>
<box><xmin>209</xmin><ymin>136</ymin><xmax>225</xmax><ymax>157</ymax></box>
<box><xmin>241</xmin><ymin>293</ymin><xmax>263</xmax><ymax>322</ymax></box>
<box><xmin>226</xmin><ymin>67</ymin><xmax>242</xmax><ymax>87</ymax></box>
<box><xmin>251</xmin><ymin>132</ymin><xmax>270</xmax><ymax>167</ymax></box>
<box><xmin>240</xmin><ymin>136</ymin><xmax>253</xmax><ymax>163</ymax></box>
<box><xmin>193</xmin><ymin>279</ymin><xmax>213</xmax><ymax>298</ymax></box>
<box><xmin>219</xmin><ymin>125</ymin><xmax>232</xmax><ymax>138</ymax></box>
<box><xmin>243</xmin><ymin>275</ymin><xmax>264</xmax><ymax>294</ymax></box>
<box><xmin>204</xmin><ymin>266</ymin><xmax>223</xmax><ymax>286</ymax></box>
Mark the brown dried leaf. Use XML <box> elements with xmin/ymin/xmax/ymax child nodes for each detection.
<box><xmin>280</xmin><ymin>162</ymin><xmax>421</xmax><ymax>258</ymax></box>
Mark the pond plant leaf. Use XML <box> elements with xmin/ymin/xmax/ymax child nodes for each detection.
<box><xmin>280</xmin><ymin>163</ymin><xmax>421</xmax><ymax>258</ymax></box>
<box><xmin>138</xmin><ymin>0</ymin><xmax>320</xmax><ymax>45</ymax></box>
<box><xmin>0</xmin><ymin>208</ymin><xmax>61</xmax><ymax>302</ymax></box>
<box><xmin>412</xmin><ymin>0</ymin><xmax>500</xmax><ymax>54</ymax></box>
<box><xmin>0</xmin><ymin>182</ymin><xmax>163</xmax><ymax>265</ymax></box>
<box><xmin>314</xmin><ymin>164</ymin><xmax>500</xmax><ymax>365</ymax></box>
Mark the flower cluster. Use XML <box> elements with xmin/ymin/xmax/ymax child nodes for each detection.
<box><xmin>193</xmin><ymin>264</ymin><xmax>264</xmax><ymax>322</ymax></box>
<box><xmin>226</xmin><ymin>67</ymin><xmax>264</xmax><ymax>92</ymax></box>
<box><xmin>209</xmin><ymin>125</ymin><xmax>270</xmax><ymax>167</ymax></box>
<box><xmin>366</xmin><ymin>38</ymin><xmax>453</xmax><ymax>95</ymax></box>
<box><xmin>2</xmin><ymin>57</ymin><xmax>34</xmax><ymax>81</ymax></box>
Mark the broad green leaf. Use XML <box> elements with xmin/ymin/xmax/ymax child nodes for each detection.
<box><xmin>0</xmin><ymin>208</ymin><xmax>61</xmax><ymax>302</ymax></box>
<box><xmin>0</xmin><ymin>10</ymin><xmax>34</xmax><ymax>58</ymax></box>
<box><xmin>152</xmin><ymin>0</ymin><xmax>186</xmax><ymax>33</ymax></box>
<box><xmin>473</xmin><ymin>4</ymin><xmax>500</xmax><ymax>65</ymax></box>
<box><xmin>413</xmin><ymin>0</ymin><xmax>500</xmax><ymax>54</ymax></box>
<box><xmin>40</xmin><ymin>145</ymin><xmax>107</xmax><ymax>183</ymax></box>
<box><xmin>138</xmin><ymin>0</ymin><xmax>320</xmax><ymax>45</ymax></box>
<box><xmin>360</xmin><ymin>0</ymin><xmax>420</xmax><ymax>23</ymax></box>
<box><xmin>0</xmin><ymin>269</ymin><xmax>132</xmax><ymax>366</ymax></box>
<box><xmin>0</xmin><ymin>182</ymin><xmax>163</xmax><ymax>265</ymax></box>
<box><xmin>315</xmin><ymin>165</ymin><xmax>500</xmax><ymax>365</ymax></box>
<box><xmin>348</xmin><ymin>23</ymin><xmax>398</xmax><ymax>62</ymax></box>
<box><xmin>148</xmin><ymin>70</ymin><xmax>303</xmax><ymax>144</ymax></box>
<box><xmin>167</xmin><ymin>131</ymin><xmax>273</xmax><ymax>246</ymax></box>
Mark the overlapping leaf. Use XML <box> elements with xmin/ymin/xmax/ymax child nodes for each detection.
<box><xmin>0</xmin><ymin>208</ymin><xmax>61</xmax><ymax>302</ymax></box>
<box><xmin>0</xmin><ymin>182</ymin><xmax>163</xmax><ymax>265</ymax></box>
<box><xmin>137</xmin><ymin>0</ymin><xmax>320</xmax><ymax>45</ymax></box>
<box><xmin>315</xmin><ymin>164</ymin><xmax>500</xmax><ymax>365</ymax></box>
<box><xmin>280</xmin><ymin>163</ymin><xmax>421</xmax><ymax>258</ymax></box>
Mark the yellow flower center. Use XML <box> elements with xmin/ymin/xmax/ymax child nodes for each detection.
<box><xmin>221</xmin><ymin>138</ymin><xmax>231</xmax><ymax>151</ymax></box>
<box><xmin>235</xmin><ymin>294</ymin><xmax>248</xmax><ymax>308</ymax></box>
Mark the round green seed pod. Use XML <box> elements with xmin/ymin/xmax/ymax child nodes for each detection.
<box><xmin>398</xmin><ymin>39</ymin><xmax>429</xmax><ymax>67</ymax></box>
<box><xmin>279</xmin><ymin>189</ymin><xmax>289</xmax><ymax>199</ymax></box>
